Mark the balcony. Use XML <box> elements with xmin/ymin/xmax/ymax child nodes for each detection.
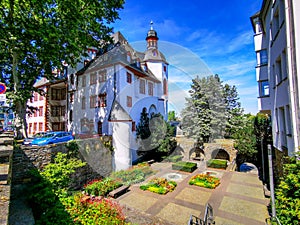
<box><xmin>258</xmin><ymin>96</ymin><xmax>272</xmax><ymax>113</ymax></box>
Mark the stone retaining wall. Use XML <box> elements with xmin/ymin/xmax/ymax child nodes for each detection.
<box><xmin>0</xmin><ymin>132</ymin><xmax>13</xmax><ymax>225</ymax></box>
<box><xmin>11</xmin><ymin>138</ymin><xmax>113</xmax><ymax>191</ymax></box>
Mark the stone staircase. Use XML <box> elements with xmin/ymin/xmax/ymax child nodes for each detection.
<box><xmin>0</xmin><ymin>132</ymin><xmax>13</xmax><ymax>225</ymax></box>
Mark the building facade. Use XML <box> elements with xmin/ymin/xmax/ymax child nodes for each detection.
<box><xmin>251</xmin><ymin>0</ymin><xmax>300</xmax><ymax>156</ymax></box>
<box><xmin>69</xmin><ymin>27</ymin><xmax>168</xmax><ymax>170</ymax></box>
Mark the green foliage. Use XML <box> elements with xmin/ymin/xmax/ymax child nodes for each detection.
<box><xmin>136</xmin><ymin>110</ymin><xmax>177</xmax><ymax>156</ymax></box>
<box><xmin>163</xmin><ymin>155</ymin><xmax>183</xmax><ymax>163</ymax></box>
<box><xmin>0</xmin><ymin>0</ymin><xmax>124</xmax><ymax>137</ymax></box>
<box><xmin>189</xmin><ymin>174</ymin><xmax>220</xmax><ymax>189</ymax></box>
<box><xmin>140</xmin><ymin>177</ymin><xmax>177</xmax><ymax>195</ymax></box>
<box><xmin>181</xmin><ymin>75</ymin><xmax>244</xmax><ymax>143</ymax></box>
<box><xmin>172</xmin><ymin>161</ymin><xmax>197</xmax><ymax>172</ymax></box>
<box><xmin>63</xmin><ymin>193</ymin><xmax>128</xmax><ymax>225</ymax></box>
<box><xmin>65</xmin><ymin>140</ymin><xmax>79</xmax><ymax>158</ymax></box>
<box><xmin>110</xmin><ymin>163</ymin><xmax>155</xmax><ymax>185</ymax></box>
<box><xmin>275</xmin><ymin>153</ymin><xmax>300</xmax><ymax>224</ymax></box>
<box><xmin>84</xmin><ymin>178</ymin><xmax>122</xmax><ymax>197</ymax></box>
<box><xmin>41</xmin><ymin>152</ymin><xmax>86</xmax><ymax>196</ymax></box>
<box><xmin>28</xmin><ymin>152</ymin><xmax>128</xmax><ymax>224</ymax></box>
<box><xmin>207</xmin><ymin>159</ymin><xmax>227</xmax><ymax>169</ymax></box>
<box><xmin>223</xmin><ymin>84</ymin><xmax>244</xmax><ymax>138</ymax></box>
<box><xmin>28</xmin><ymin>170</ymin><xmax>75</xmax><ymax>224</ymax></box>
<box><xmin>233</xmin><ymin>114</ymin><xmax>257</xmax><ymax>165</ymax></box>
<box><xmin>168</xmin><ymin>111</ymin><xmax>177</xmax><ymax>121</ymax></box>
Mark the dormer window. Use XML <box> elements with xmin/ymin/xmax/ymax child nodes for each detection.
<box><xmin>127</xmin><ymin>52</ymin><xmax>131</xmax><ymax>62</ymax></box>
<box><xmin>136</xmin><ymin>60</ymin><xmax>141</xmax><ymax>68</ymax></box>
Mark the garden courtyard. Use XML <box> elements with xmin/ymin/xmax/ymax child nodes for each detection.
<box><xmin>117</xmin><ymin>161</ymin><xmax>270</xmax><ymax>225</ymax></box>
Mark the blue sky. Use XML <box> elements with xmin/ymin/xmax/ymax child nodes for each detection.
<box><xmin>112</xmin><ymin>0</ymin><xmax>262</xmax><ymax>115</ymax></box>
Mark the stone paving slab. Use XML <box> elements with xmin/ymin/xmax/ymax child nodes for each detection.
<box><xmin>231</xmin><ymin>173</ymin><xmax>262</xmax><ymax>185</ymax></box>
<box><xmin>119</xmin><ymin>192</ymin><xmax>158</xmax><ymax>212</ymax></box>
<box><xmin>214</xmin><ymin>216</ymin><xmax>247</xmax><ymax>225</ymax></box>
<box><xmin>226</xmin><ymin>182</ymin><xmax>265</xmax><ymax>199</ymax></box>
<box><xmin>219</xmin><ymin>196</ymin><xmax>269</xmax><ymax>223</ymax></box>
<box><xmin>175</xmin><ymin>187</ymin><xmax>211</xmax><ymax>206</ymax></box>
<box><xmin>156</xmin><ymin>202</ymin><xmax>200</xmax><ymax>225</ymax></box>
<box><xmin>117</xmin><ymin>163</ymin><xmax>270</xmax><ymax>225</ymax></box>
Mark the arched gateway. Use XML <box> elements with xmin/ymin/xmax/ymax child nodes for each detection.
<box><xmin>175</xmin><ymin>137</ymin><xmax>236</xmax><ymax>162</ymax></box>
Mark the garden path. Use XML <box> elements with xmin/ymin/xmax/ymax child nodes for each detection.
<box><xmin>118</xmin><ymin>161</ymin><xmax>270</xmax><ymax>225</ymax></box>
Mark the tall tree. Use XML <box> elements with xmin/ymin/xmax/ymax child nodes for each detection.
<box><xmin>0</xmin><ymin>0</ymin><xmax>124</xmax><ymax>138</ymax></box>
<box><xmin>233</xmin><ymin>114</ymin><xmax>257</xmax><ymax>166</ymax></box>
<box><xmin>181</xmin><ymin>74</ymin><xmax>226</xmax><ymax>143</ymax></box>
<box><xmin>223</xmin><ymin>84</ymin><xmax>244</xmax><ymax>138</ymax></box>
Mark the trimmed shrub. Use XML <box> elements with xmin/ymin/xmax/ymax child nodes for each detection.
<box><xmin>164</xmin><ymin>155</ymin><xmax>183</xmax><ymax>163</ymax></box>
<box><xmin>172</xmin><ymin>161</ymin><xmax>197</xmax><ymax>172</ymax></box>
<box><xmin>207</xmin><ymin>159</ymin><xmax>227</xmax><ymax>169</ymax></box>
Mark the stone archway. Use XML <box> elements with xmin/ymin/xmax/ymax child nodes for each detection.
<box><xmin>190</xmin><ymin>147</ymin><xmax>205</xmax><ymax>161</ymax></box>
<box><xmin>211</xmin><ymin>149</ymin><xmax>230</xmax><ymax>160</ymax></box>
<box><xmin>204</xmin><ymin>139</ymin><xmax>236</xmax><ymax>162</ymax></box>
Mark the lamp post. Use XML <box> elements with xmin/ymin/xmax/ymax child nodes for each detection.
<box><xmin>268</xmin><ymin>144</ymin><xmax>276</xmax><ymax>219</ymax></box>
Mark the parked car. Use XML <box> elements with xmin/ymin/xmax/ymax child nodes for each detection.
<box><xmin>31</xmin><ymin>131</ymin><xmax>74</xmax><ymax>146</ymax></box>
<box><xmin>23</xmin><ymin>132</ymin><xmax>48</xmax><ymax>145</ymax></box>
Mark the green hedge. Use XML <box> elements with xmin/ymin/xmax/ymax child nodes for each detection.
<box><xmin>207</xmin><ymin>159</ymin><xmax>227</xmax><ymax>169</ymax></box>
<box><xmin>172</xmin><ymin>161</ymin><xmax>197</xmax><ymax>172</ymax></box>
<box><xmin>163</xmin><ymin>155</ymin><xmax>183</xmax><ymax>163</ymax></box>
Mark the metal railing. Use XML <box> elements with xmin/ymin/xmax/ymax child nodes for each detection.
<box><xmin>188</xmin><ymin>203</ymin><xmax>215</xmax><ymax>225</ymax></box>
<box><xmin>266</xmin><ymin>216</ymin><xmax>282</xmax><ymax>225</ymax></box>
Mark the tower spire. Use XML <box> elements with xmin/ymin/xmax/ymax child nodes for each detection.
<box><xmin>146</xmin><ymin>21</ymin><xmax>158</xmax><ymax>49</ymax></box>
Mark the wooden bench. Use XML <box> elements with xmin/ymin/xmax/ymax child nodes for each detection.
<box><xmin>108</xmin><ymin>185</ymin><xmax>130</xmax><ymax>198</ymax></box>
<box><xmin>147</xmin><ymin>159</ymin><xmax>155</xmax><ymax>164</ymax></box>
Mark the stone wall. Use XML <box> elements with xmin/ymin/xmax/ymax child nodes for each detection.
<box><xmin>204</xmin><ymin>139</ymin><xmax>237</xmax><ymax>162</ymax></box>
<box><xmin>11</xmin><ymin>138</ymin><xmax>113</xmax><ymax>190</ymax></box>
<box><xmin>0</xmin><ymin>132</ymin><xmax>13</xmax><ymax>225</ymax></box>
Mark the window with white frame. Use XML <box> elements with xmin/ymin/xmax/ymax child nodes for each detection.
<box><xmin>90</xmin><ymin>72</ymin><xmax>97</xmax><ymax>85</ymax></box>
<box><xmin>276</xmin><ymin>56</ymin><xmax>282</xmax><ymax>84</ymax></box>
<box><xmin>90</xmin><ymin>95</ymin><xmax>97</xmax><ymax>108</ymax></box>
<box><xmin>127</xmin><ymin>96</ymin><xmax>132</xmax><ymax>107</ymax></box>
<box><xmin>139</xmin><ymin>79</ymin><xmax>145</xmax><ymax>94</ymax></box>
<box><xmin>148</xmin><ymin>82</ymin><xmax>153</xmax><ymax>96</ymax></box>
<box><xmin>282</xmin><ymin>50</ymin><xmax>288</xmax><ymax>79</ymax></box>
<box><xmin>127</xmin><ymin>72</ymin><xmax>132</xmax><ymax>84</ymax></box>
<box><xmin>257</xmin><ymin>49</ymin><xmax>268</xmax><ymax>66</ymax></box>
<box><xmin>260</xmin><ymin>80</ymin><xmax>269</xmax><ymax>97</ymax></box>
<box><xmin>99</xmin><ymin>70</ymin><xmax>107</xmax><ymax>83</ymax></box>
<box><xmin>272</xmin><ymin>8</ymin><xmax>280</xmax><ymax>40</ymax></box>
<box><xmin>82</xmin><ymin>96</ymin><xmax>86</xmax><ymax>109</ymax></box>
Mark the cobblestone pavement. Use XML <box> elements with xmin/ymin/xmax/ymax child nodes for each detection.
<box><xmin>117</xmin><ymin>162</ymin><xmax>270</xmax><ymax>225</ymax></box>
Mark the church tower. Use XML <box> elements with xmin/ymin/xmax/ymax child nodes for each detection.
<box><xmin>143</xmin><ymin>22</ymin><xmax>168</xmax><ymax>119</ymax></box>
<box><xmin>146</xmin><ymin>21</ymin><xmax>158</xmax><ymax>50</ymax></box>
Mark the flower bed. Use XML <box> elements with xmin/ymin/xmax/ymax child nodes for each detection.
<box><xmin>84</xmin><ymin>177</ymin><xmax>122</xmax><ymax>197</ymax></box>
<box><xmin>189</xmin><ymin>174</ymin><xmax>220</xmax><ymax>189</ymax></box>
<box><xmin>110</xmin><ymin>162</ymin><xmax>155</xmax><ymax>185</ymax></box>
<box><xmin>140</xmin><ymin>177</ymin><xmax>177</xmax><ymax>194</ymax></box>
